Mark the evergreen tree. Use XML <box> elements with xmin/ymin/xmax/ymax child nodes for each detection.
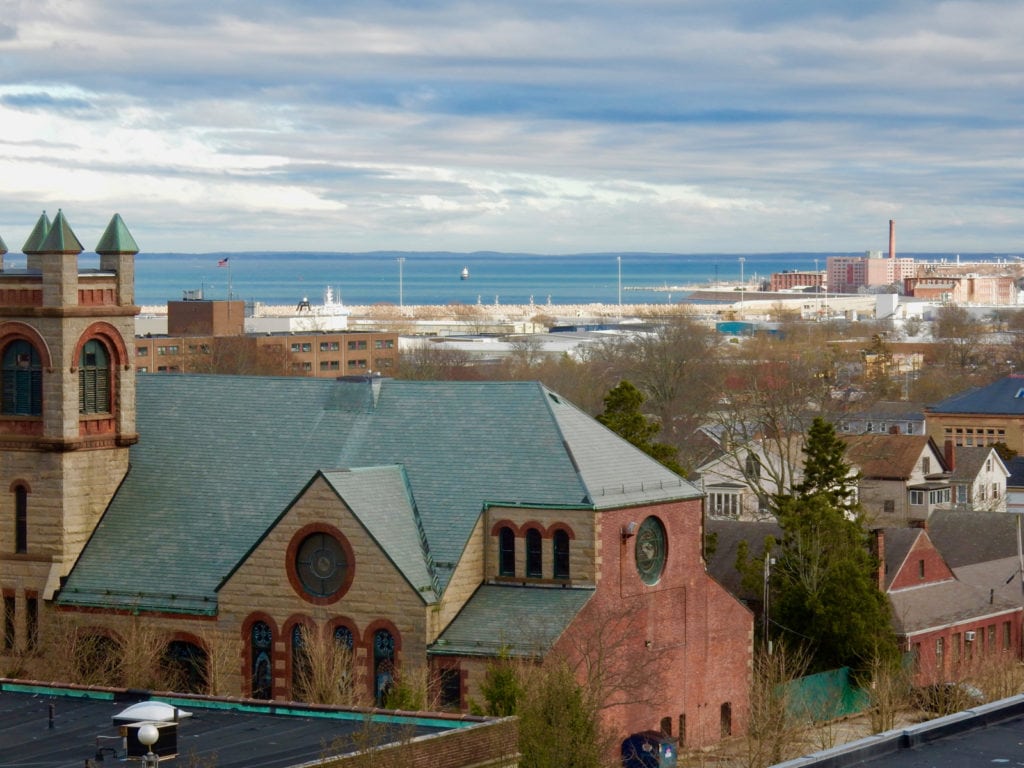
<box><xmin>769</xmin><ymin>418</ymin><xmax>897</xmax><ymax>673</ymax></box>
<box><xmin>597</xmin><ymin>380</ymin><xmax>684</xmax><ymax>474</ymax></box>
<box><xmin>792</xmin><ymin>416</ymin><xmax>859</xmax><ymax>513</ymax></box>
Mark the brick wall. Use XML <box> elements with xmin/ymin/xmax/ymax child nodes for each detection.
<box><xmin>554</xmin><ymin>498</ymin><xmax>753</xmax><ymax>750</ymax></box>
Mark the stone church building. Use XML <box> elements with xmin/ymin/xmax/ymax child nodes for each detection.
<box><xmin>0</xmin><ymin>211</ymin><xmax>752</xmax><ymax>750</ymax></box>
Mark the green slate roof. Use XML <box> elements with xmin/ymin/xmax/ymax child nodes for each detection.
<box><xmin>432</xmin><ymin>584</ymin><xmax>595</xmax><ymax>657</ymax></box>
<box><xmin>95</xmin><ymin>213</ymin><xmax>139</xmax><ymax>255</ymax></box>
<box><xmin>38</xmin><ymin>209</ymin><xmax>83</xmax><ymax>254</ymax></box>
<box><xmin>22</xmin><ymin>211</ymin><xmax>51</xmax><ymax>254</ymax></box>
<box><xmin>320</xmin><ymin>466</ymin><xmax>439</xmax><ymax>602</ymax></box>
<box><xmin>59</xmin><ymin>377</ymin><xmax>700</xmax><ymax>614</ymax></box>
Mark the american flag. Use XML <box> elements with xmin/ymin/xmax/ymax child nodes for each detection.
<box><xmin>217</xmin><ymin>257</ymin><xmax>229</xmax><ymax>267</ymax></box>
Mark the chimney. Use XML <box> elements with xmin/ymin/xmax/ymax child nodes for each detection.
<box><xmin>872</xmin><ymin>529</ymin><xmax>886</xmax><ymax>591</ymax></box>
<box><xmin>889</xmin><ymin>219</ymin><xmax>895</xmax><ymax>259</ymax></box>
<box><xmin>944</xmin><ymin>439</ymin><xmax>956</xmax><ymax>472</ymax></box>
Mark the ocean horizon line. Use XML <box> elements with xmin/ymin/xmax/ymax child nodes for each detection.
<box><xmin>137</xmin><ymin>250</ymin><xmax>1022</xmax><ymax>259</ymax></box>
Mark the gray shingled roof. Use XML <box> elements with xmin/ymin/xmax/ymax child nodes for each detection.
<box><xmin>927</xmin><ymin>511</ymin><xmax>1021</xmax><ymax>568</ymax></box>
<box><xmin>59</xmin><ymin>376</ymin><xmax>699</xmax><ymax>614</ymax></box>
<box><xmin>431</xmin><ymin>584</ymin><xmax>595</xmax><ymax>657</ymax></box>
<box><xmin>927</xmin><ymin>374</ymin><xmax>1024</xmax><ymax>415</ymax></box>
<box><xmin>949</xmin><ymin>446</ymin><xmax>1005</xmax><ymax>483</ymax></box>
<box><xmin>704</xmin><ymin>519</ymin><xmax>781</xmax><ymax>601</ymax></box>
<box><xmin>889</xmin><ymin>579</ymin><xmax>1018</xmax><ymax>635</ymax></box>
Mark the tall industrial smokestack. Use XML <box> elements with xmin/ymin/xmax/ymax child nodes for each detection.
<box><xmin>889</xmin><ymin>219</ymin><xmax>895</xmax><ymax>259</ymax></box>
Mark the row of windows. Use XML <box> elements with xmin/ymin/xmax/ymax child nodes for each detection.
<box><xmin>249</xmin><ymin>619</ymin><xmax>397</xmax><ymax>706</ymax></box>
<box><xmin>708</xmin><ymin>492</ymin><xmax>740</xmax><ymax>518</ymax></box>
<box><xmin>2</xmin><ymin>591</ymin><xmax>38</xmax><ymax>653</ymax></box>
<box><xmin>944</xmin><ymin>426</ymin><xmax>1006</xmax><ymax>447</ymax></box>
<box><xmin>497</xmin><ymin>527</ymin><xmax>571</xmax><ymax>580</ymax></box>
<box><xmin>657</xmin><ymin>703</ymin><xmax>733</xmax><ymax>744</ymax></box>
<box><xmin>287</xmin><ymin>340</ymin><xmax>394</xmax><ymax>353</ymax></box>
<box><xmin>138</xmin><ymin>340</ymin><xmax>397</xmax><ymax>356</ymax></box>
<box><xmin>909</xmin><ymin>488</ymin><xmax>951</xmax><ymax>506</ymax></box>
<box><xmin>922</xmin><ymin>621</ymin><xmax>1014</xmax><ymax>667</ymax></box>
<box><xmin>1</xmin><ymin>339</ymin><xmax>112</xmax><ymax>416</ymax></box>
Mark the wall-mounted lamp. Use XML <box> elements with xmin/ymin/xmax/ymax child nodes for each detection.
<box><xmin>621</xmin><ymin>521</ymin><xmax>637</xmax><ymax>541</ymax></box>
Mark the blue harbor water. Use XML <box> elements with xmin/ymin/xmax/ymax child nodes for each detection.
<box><xmin>11</xmin><ymin>250</ymin><xmax>1013</xmax><ymax>307</ymax></box>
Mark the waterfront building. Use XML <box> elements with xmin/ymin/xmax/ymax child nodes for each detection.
<box><xmin>827</xmin><ymin>251</ymin><xmax>916</xmax><ymax>294</ymax></box>
<box><xmin>768</xmin><ymin>269</ymin><xmax>824</xmax><ymax>292</ymax></box>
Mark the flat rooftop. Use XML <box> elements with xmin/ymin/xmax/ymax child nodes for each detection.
<box><xmin>0</xmin><ymin>681</ymin><xmax>494</xmax><ymax>768</ymax></box>
<box><xmin>777</xmin><ymin>695</ymin><xmax>1024</xmax><ymax>768</ymax></box>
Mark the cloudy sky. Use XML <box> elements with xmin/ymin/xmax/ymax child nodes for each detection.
<box><xmin>1</xmin><ymin>1</ymin><xmax>1021</xmax><ymax>254</ymax></box>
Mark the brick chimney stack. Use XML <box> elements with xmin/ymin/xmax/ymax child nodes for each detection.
<box><xmin>944</xmin><ymin>439</ymin><xmax>956</xmax><ymax>472</ymax></box>
<box><xmin>889</xmin><ymin>219</ymin><xmax>895</xmax><ymax>259</ymax></box>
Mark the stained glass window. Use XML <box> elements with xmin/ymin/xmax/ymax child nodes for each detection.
<box><xmin>251</xmin><ymin>621</ymin><xmax>273</xmax><ymax>699</ymax></box>
<box><xmin>526</xmin><ymin>528</ymin><xmax>542</xmax><ymax>578</ymax></box>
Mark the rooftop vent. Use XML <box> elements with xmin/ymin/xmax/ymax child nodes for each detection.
<box><xmin>112</xmin><ymin>700</ymin><xmax>191</xmax><ymax>724</ymax></box>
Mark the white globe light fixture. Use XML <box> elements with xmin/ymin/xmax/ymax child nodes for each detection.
<box><xmin>137</xmin><ymin>723</ymin><xmax>159</xmax><ymax>767</ymax></box>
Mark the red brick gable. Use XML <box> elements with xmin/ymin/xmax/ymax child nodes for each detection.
<box><xmin>887</xmin><ymin>530</ymin><xmax>954</xmax><ymax>591</ymax></box>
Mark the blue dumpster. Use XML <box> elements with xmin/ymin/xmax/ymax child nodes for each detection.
<box><xmin>621</xmin><ymin>730</ymin><xmax>678</xmax><ymax>768</ymax></box>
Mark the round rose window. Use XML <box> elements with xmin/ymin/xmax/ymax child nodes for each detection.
<box><xmin>635</xmin><ymin>516</ymin><xmax>667</xmax><ymax>585</ymax></box>
<box><xmin>295</xmin><ymin>531</ymin><xmax>349</xmax><ymax>598</ymax></box>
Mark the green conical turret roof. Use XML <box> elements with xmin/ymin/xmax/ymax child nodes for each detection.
<box><xmin>38</xmin><ymin>209</ymin><xmax>83</xmax><ymax>254</ymax></box>
<box><xmin>22</xmin><ymin>211</ymin><xmax>51</xmax><ymax>254</ymax></box>
<box><xmin>0</xmin><ymin>233</ymin><xmax>7</xmax><ymax>256</ymax></box>
<box><xmin>95</xmin><ymin>213</ymin><xmax>139</xmax><ymax>255</ymax></box>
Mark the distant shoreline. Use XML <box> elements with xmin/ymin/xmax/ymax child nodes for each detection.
<box><xmin>139</xmin><ymin>291</ymin><xmax>878</xmax><ymax>323</ymax></box>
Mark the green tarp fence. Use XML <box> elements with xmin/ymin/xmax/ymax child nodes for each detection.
<box><xmin>783</xmin><ymin>667</ymin><xmax>869</xmax><ymax>721</ymax></box>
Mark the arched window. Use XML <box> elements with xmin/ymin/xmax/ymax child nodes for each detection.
<box><xmin>14</xmin><ymin>485</ymin><xmax>27</xmax><ymax>554</ymax></box>
<box><xmin>498</xmin><ymin>526</ymin><xmax>515</xmax><ymax>576</ymax></box>
<box><xmin>291</xmin><ymin>624</ymin><xmax>310</xmax><ymax>697</ymax></box>
<box><xmin>1</xmin><ymin>340</ymin><xmax>42</xmax><ymax>416</ymax></box>
<box><xmin>333</xmin><ymin>625</ymin><xmax>354</xmax><ymax>649</ymax></box>
<box><xmin>162</xmin><ymin>640</ymin><xmax>207</xmax><ymax>694</ymax></box>
<box><xmin>251</xmin><ymin>621</ymin><xmax>273</xmax><ymax>699</ymax></box>
<box><xmin>526</xmin><ymin>527</ymin><xmax>542</xmax><ymax>578</ymax></box>
<box><xmin>79</xmin><ymin>339</ymin><xmax>111</xmax><ymax>414</ymax></box>
<box><xmin>373</xmin><ymin>629</ymin><xmax>395</xmax><ymax>706</ymax></box>
<box><xmin>553</xmin><ymin>529</ymin><xmax>570</xmax><ymax>579</ymax></box>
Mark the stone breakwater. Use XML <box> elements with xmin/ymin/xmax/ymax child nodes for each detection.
<box><xmin>141</xmin><ymin>292</ymin><xmax>875</xmax><ymax>324</ymax></box>
<box><xmin>141</xmin><ymin>302</ymin><xmax>708</xmax><ymax>321</ymax></box>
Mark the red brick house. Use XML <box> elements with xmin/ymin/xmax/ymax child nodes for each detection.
<box><xmin>876</xmin><ymin>526</ymin><xmax>1022</xmax><ymax>684</ymax></box>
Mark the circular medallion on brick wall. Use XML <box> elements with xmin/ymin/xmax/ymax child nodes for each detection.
<box><xmin>635</xmin><ymin>516</ymin><xmax>667</xmax><ymax>585</ymax></box>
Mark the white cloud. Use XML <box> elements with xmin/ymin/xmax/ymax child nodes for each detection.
<box><xmin>0</xmin><ymin>1</ymin><xmax>1021</xmax><ymax>252</ymax></box>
